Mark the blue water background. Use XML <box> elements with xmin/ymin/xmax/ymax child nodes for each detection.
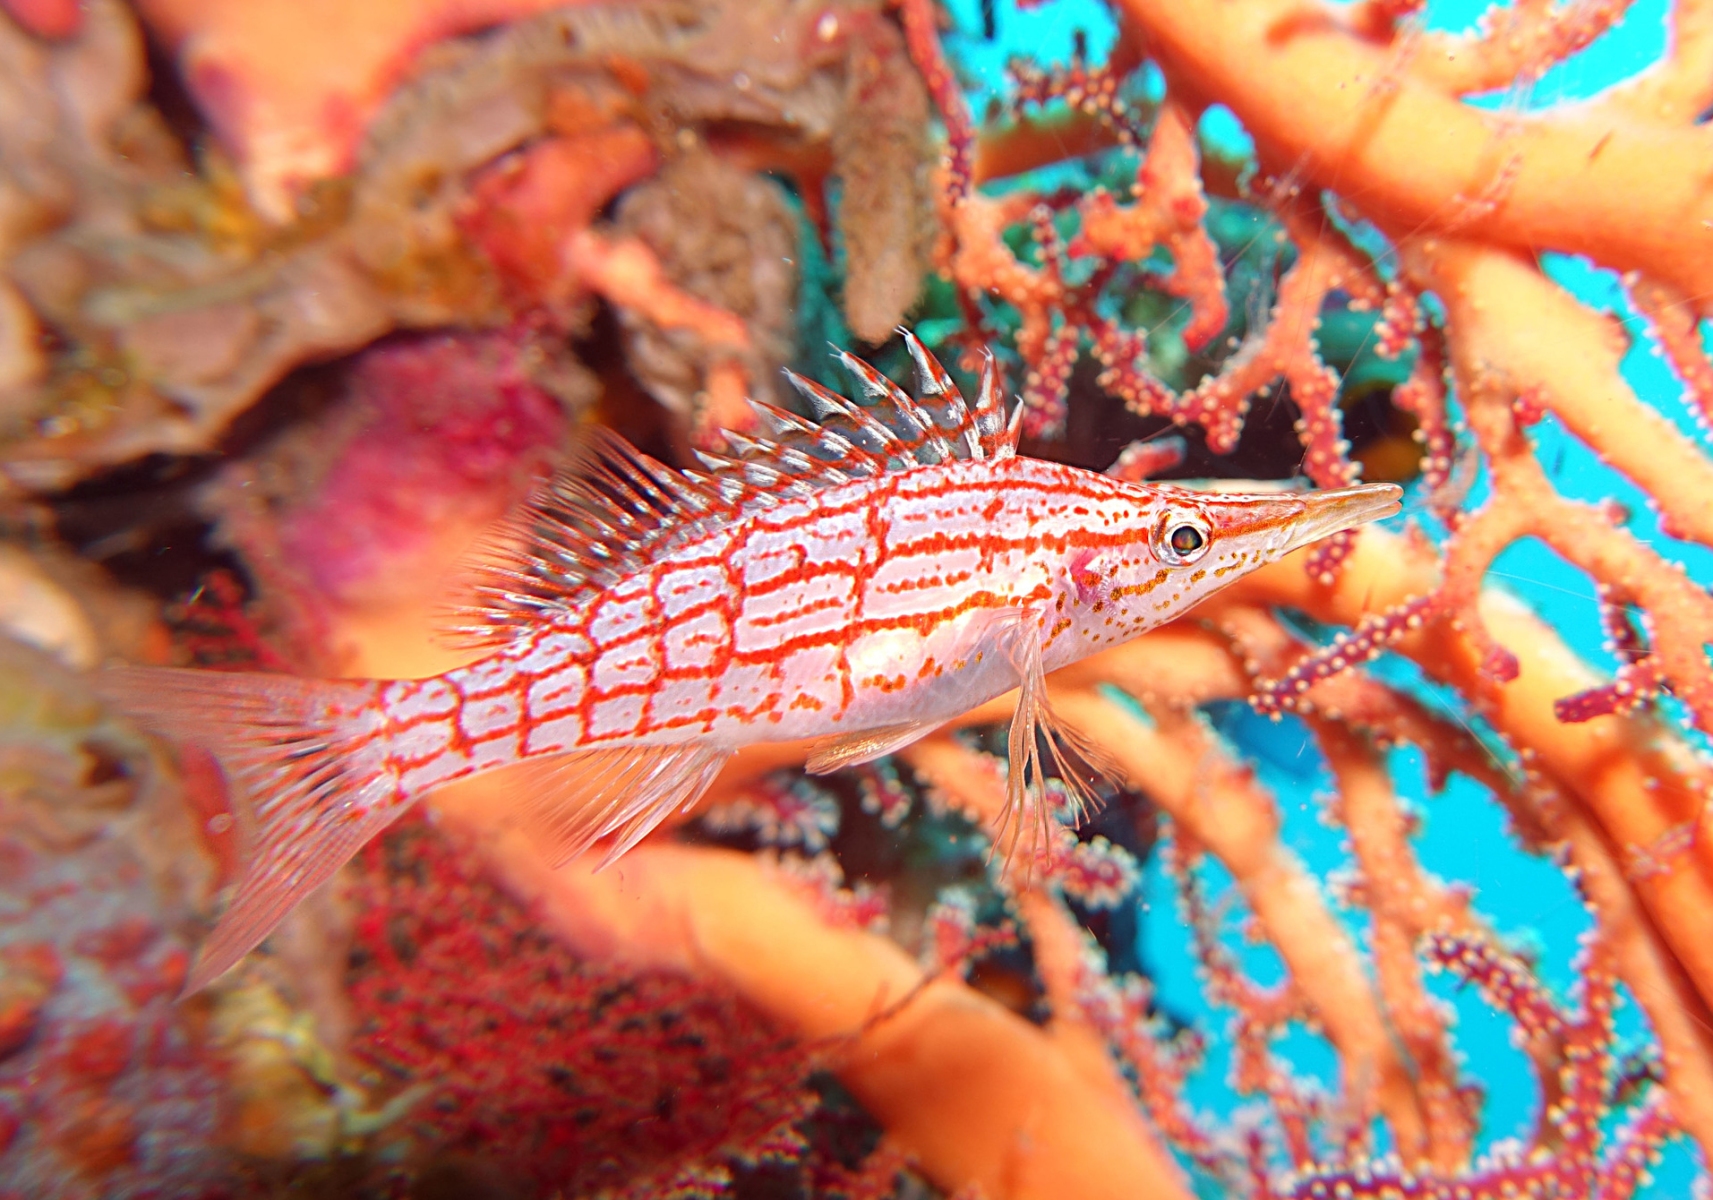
<box><xmin>941</xmin><ymin>0</ymin><xmax>1709</xmax><ymax>1189</ymax></box>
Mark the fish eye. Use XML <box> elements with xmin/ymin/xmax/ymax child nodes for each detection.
<box><xmin>1170</xmin><ymin>525</ymin><xmax>1204</xmax><ymax>555</ymax></box>
<box><xmin>1156</xmin><ymin>513</ymin><xmax>1211</xmax><ymax>565</ymax></box>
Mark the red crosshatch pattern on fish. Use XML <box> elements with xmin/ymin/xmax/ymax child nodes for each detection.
<box><xmin>100</xmin><ymin>332</ymin><xmax>1400</xmax><ymax>992</ymax></box>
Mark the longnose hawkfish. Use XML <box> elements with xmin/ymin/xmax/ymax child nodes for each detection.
<box><xmin>104</xmin><ymin>332</ymin><xmax>1400</xmax><ymax>991</ymax></box>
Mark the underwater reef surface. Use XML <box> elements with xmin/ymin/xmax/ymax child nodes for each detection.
<box><xmin>0</xmin><ymin>638</ymin><xmax>228</xmax><ymax>1198</ymax></box>
<box><xmin>0</xmin><ymin>0</ymin><xmax>1711</xmax><ymax>1197</ymax></box>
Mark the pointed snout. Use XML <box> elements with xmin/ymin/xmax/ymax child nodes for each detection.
<box><xmin>1278</xmin><ymin>482</ymin><xmax>1403</xmax><ymax>555</ymax></box>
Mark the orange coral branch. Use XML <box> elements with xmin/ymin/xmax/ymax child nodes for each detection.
<box><xmin>1101</xmin><ymin>601</ymin><xmax>1713</xmax><ymax>1163</ymax></box>
<box><xmin>563</xmin><ymin>230</ymin><xmax>752</xmax><ymax>354</ymax></box>
<box><xmin>1552</xmin><ymin>789</ymin><xmax>1713</xmax><ymax>1155</ymax></box>
<box><xmin>1402</xmin><ymin>240</ymin><xmax>1713</xmax><ymax>550</ymax></box>
<box><xmin>1407</xmin><ymin>0</ymin><xmax>1641</xmax><ymax>96</ymax></box>
<box><xmin>1395</xmin><ymin>241</ymin><xmax>1713</xmax><ymax>736</ymax></box>
<box><xmin>1235</xmin><ymin>527</ymin><xmax>1713</xmax><ymax>1013</ymax></box>
<box><xmin>462</xmin><ymin>128</ymin><xmax>662</xmax><ymax>304</ymax></box>
<box><xmin>1626</xmin><ymin>274</ymin><xmax>1713</xmax><ymax>431</ymax></box>
<box><xmin>1113</xmin><ymin>0</ymin><xmax>1713</xmax><ymax>299</ymax></box>
<box><xmin>1603</xmin><ymin>0</ymin><xmax>1713</xmax><ymax>118</ymax></box>
<box><xmin>428</xmin><ymin>775</ymin><xmax>1194</xmax><ymax>1200</ymax></box>
<box><xmin>1312</xmin><ymin>719</ymin><xmax>1479</xmax><ymax>1171</ymax></box>
<box><xmin>974</xmin><ymin>108</ymin><xmax>1127</xmax><ymax>185</ymax></box>
<box><xmin>896</xmin><ymin>0</ymin><xmax>976</xmax><ymax>199</ymax></box>
<box><xmin>563</xmin><ymin>228</ymin><xmax>755</xmax><ymax>442</ymax></box>
<box><xmin>0</xmin><ymin>0</ymin><xmax>80</xmax><ymax>38</ymax></box>
<box><xmin>1072</xmin><ymin>100</ymin><xmax>1228</xmax><ymax>352</ymax></box>
<box><xmin>1213</xmin><ymin>601</ymin><xmax>1713</xmax><ymax>1158</ymax></box>
<box><xmin>1042</xmin><ymin>688</ymin><xmax>1439</xmax><ymax>1163</ymax></box>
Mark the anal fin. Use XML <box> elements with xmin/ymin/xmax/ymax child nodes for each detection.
<box><xmin>805</xmin><ymin>720</ymin><xmax>939</xmax><ymax>774</ymax></box>
<box><xmin>489</xmin><ymin>743</ymin><xmax>730</xmax><ymax>869</ymax></box>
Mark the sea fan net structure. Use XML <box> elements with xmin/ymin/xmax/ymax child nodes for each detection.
<box><xmin>0</xmin><ymin>0</ymin><xmax>1710</xmax><ymax>1196</ymax></box>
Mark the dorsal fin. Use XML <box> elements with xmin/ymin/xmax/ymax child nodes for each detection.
<box><xmin>833</xmin><ymin>346</ymin><xmax>953</xmax><ymax>464</ymax></box>
<box><xmin>903</xmin><ymin>329</ymin><xmax>1016</xmax><ymax>461</ymax></box>
<box><xmin>446</xmin><ymin>334</ymin><xmax>1019</xmax><ymax>646</ymax></box>
<box><xmin>446</xmin><ymin>429</ymin><xmax>732</xmax><ymax>646</ymax></box>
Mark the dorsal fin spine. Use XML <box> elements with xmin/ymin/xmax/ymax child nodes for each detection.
<box><xmin>775</xmin><ymin>446</ymin><xmax>822</xmax><ymax>475</ymax></box>
<box><xmin>834</xmin><ymin>347</ymin><xmax>954</xmax><ymax>464</ymax></box>
<box><xmin>963</xmin><ymin>348</ymin><xmax>997</xmax><ymax>457</ymax></box>
<box><xmin>901</xmin><ymin>328</ymin><xmax>957</xmax><ymax>398</ymax></box>
<box><xmin>449</xmin><ymin>332</ymin><xmax>1017</xmax><ymax>647</ymax></box>
<box><xmin>748</xmin><ymin>398</ymin><xmax>820</xmax><ymax>439</ymax></box>
<box><xmin>832</xmin><ymin>346</ymin><xmax>895</xmax><ymax>403</ymax></box>
<box><xmin>818</xmin><ymin>426</ymin><xmax>882</xmax><ymax>471</ymax></box>
<box><xmin>783</xmin><ymin>369</ymin><xmax>847</xmax><ymax>420</ymax></box>
<box><xmin>784</xmin><ymin>367</ymin><xmax>914</xmax><ymax>459</ymax></box>
<box><xmin>742</xmin><ymin>460</ymin><xmax>784</xmax><ymax>486</ymax></box>
<box><xmin>1000</xmin><ymin>388</ymin><xmax>1024</xmax><ymax>457</ymax></box>
<box><xmin>827</xmin><ymin>388</ymin><xmax>900</xmax><ymax>443</ymax></box>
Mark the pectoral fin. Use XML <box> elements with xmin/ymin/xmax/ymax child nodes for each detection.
<box><xmin>805</xmin><ymin>719</ymin><xmax>940</xmax><ymax>774</ymax></box>
<box><xmin>993</xmin><ymin>616</ymin><xmax>1118</xmax><ymax>868</ymax></box>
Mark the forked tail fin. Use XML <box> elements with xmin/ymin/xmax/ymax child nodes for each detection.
<box><xmin>99</xmin><ymin>667</ymin><xmax>404</xmax><ymax>993</ymax></box>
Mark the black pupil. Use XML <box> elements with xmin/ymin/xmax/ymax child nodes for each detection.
<box><xmin>1169</xmin><ymin>525</ymin><xmax>1204</xmax><ymax>555</ymax></box>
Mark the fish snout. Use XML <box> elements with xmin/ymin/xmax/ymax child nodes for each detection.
<box><xmin>1278</xmin><ymin>482</ymin><xmax>1404</xmax><ymax>556</ymax></box>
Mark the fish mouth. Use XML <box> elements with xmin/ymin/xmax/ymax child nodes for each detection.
<box><xmin>1279</xmin><ymin>482</ymin><xmax>1404</xmax><ymax>555</ymax></box>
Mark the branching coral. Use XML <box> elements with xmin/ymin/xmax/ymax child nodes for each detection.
<box><xmin>484</xmin><ymin>0</ymin><xmax>1713</xmax><ymax>1189</ymax></box>
<box><xmin>894</xmin><ymin>14</ymin><xmax>1713</xmax><ymax>1184</ymax></box>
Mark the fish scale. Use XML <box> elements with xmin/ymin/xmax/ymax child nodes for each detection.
<box><xmin>101</xmin><ymin>331</ymin><xmax>1402</xmax><ymax>992</ymax></box>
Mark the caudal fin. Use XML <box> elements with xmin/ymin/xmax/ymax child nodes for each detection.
<box><xmin>99</xmin><ymin>667</ymin><xmax>403</xmax><ymax>993</ymax></box>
